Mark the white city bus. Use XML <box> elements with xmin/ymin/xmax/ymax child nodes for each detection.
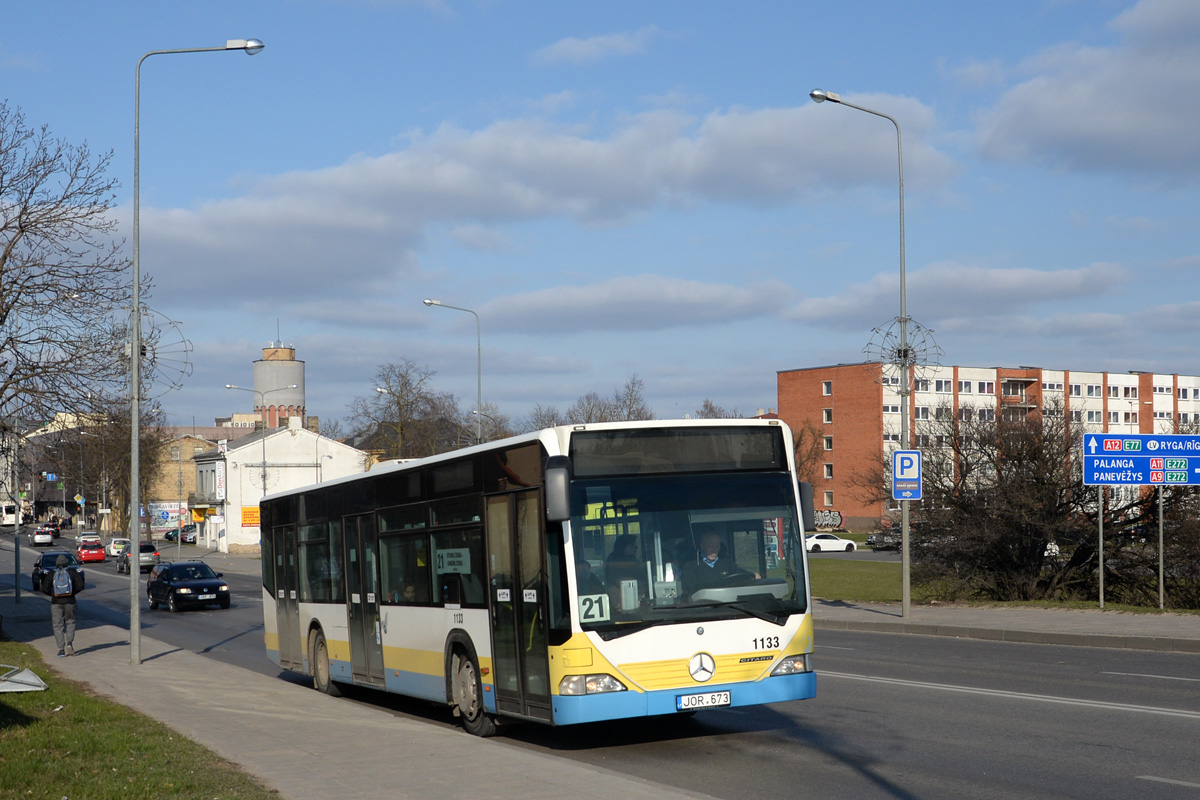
<box><xmin>260</xmin><ymin>419</ymin><xmax>817</xmax><ymax>735</ymax></box>
<box><xmin>2</xmin><ymin>503</ymin><xmax>18</xmax><ymax>527</ymax></box>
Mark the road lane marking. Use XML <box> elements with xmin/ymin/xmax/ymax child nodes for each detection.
<box><xmin>1137</xmin><ymin>776</ymin><xmax>1200</xmax><ymax>788</ymax></box>
<box><xmin>1103</xmin><ymin>671</ymin><xmax>1200</xmax><ymax>683</ymax></box>
<box><xmin>822</xmin><ymin>671</ymin><xmax>1200</xmax><ymax>720</ymax></box>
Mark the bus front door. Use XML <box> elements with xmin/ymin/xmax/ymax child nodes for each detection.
<box><xmin>344</xmin><ymin>514</ymin><xmax>384</xmax><ymax>686</ymax></box>
<box><xmin>272</xmin><ymin>525</ymin><xmax>302</xmax><ymax>669</ymax></box>
<box><xmin>485</xmin><ymin>491</ymin><xmax>552</xmax><ymax>722</ymax></box>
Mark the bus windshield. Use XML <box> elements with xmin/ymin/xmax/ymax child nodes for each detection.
<box><xmin>570</xmin><ymin>471</ymin><xmax>805</xmax><ymax>637</ymax></box>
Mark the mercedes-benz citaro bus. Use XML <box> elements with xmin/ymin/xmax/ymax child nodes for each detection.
<box><xmin>261</xmin><ymin>419</ymin><xmax>816</xmax><ymax>736</ymax></box>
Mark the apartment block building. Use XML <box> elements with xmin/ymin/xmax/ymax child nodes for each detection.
<box><xmin>777</xmin><ymin>363</ymin><xmax>1200</xmax><ymax>532</ymax></box>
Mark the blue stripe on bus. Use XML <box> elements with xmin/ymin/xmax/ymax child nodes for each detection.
<box><xmin>551</xmin><ymin>672</ymin><xmax>816</xmax><ymax>726</ymax></box>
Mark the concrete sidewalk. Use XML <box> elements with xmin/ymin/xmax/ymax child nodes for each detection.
<box><xmin>813</xmin><ymin>597</ymin><xmax>1200</xmax><ymax>653</ymax></box>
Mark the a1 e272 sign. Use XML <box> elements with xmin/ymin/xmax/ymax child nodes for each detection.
<box><xmin>1082</xmin><ymin>433</ymin><xmax>1200</xmax><ymax>486</ymax></box>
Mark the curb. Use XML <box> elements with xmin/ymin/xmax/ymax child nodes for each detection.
<box><xmin>814</xmin><ymin>618</ymin><xmax>1200</xmax><ymax>654</ymax></box>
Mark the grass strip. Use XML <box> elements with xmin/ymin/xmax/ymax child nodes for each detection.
<box><xmin>0</xmin><ymin>639</ymin><xmax>279</xmax><ymax>800</ymax></box>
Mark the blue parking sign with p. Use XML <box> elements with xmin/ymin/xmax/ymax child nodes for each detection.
<box><xmin>892</xmin><ymin>450</ymin><xmax>922</xmax><ymax>501</ymax></box>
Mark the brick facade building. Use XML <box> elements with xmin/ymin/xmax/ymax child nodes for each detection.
<box><xmin>778</xmin><ymin>364</ymin><xmax>1200</xmax><ymax>532</ymax></box>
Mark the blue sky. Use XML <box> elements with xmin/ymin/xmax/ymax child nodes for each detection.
<box><xmin>5</xmin><ymin>0</ymin><xmax>1200</xmax><ymax>429</ymax></box>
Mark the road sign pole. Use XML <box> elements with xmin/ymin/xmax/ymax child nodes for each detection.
<box><xmin>1098</xmin><ymin>490</ymin><xmax>1104</xmax><ymax>611</ymax></box>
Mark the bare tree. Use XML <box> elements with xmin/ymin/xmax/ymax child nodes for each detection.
<box><xmin>346</xmin><ymin>360</ymin><xmax>438</xmax><ymax>459</ymax></box>
<box><xmin>0</xmin><ymin>102</ymin><xmax>132</xmax><ymax>425</ymax></box>
<box><xmin>520</xmin><ymin>403</ymin><xmax>565</xmax><ymax>432</ymax></box>
<box><xmin>611</xmin><ymin>375</ymin><xmax>654</xmax><ymax>421</ymax></box>
<box><xmin>791</xmin><ymin>420</ymin><xmax>825</xmax><ymax>485</ymax></box>
<box><xmin>566</xmin><ymin>391</ymin><xmax>616</xmax><ymax>424</ymax></box>
<box><xmin>695</xmin><ymin>399</ymin><xmax>740</xmax><ymax>419</ymax></box>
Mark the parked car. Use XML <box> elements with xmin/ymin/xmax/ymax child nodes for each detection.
<box><xmin>117</xmin><ymin>541</ymin><xmax>160</xmax><ymax>574</ymax></box>
<box><xmin>76</xmin><ymin>541</ymin><xmax>106</xmax><ymax>563</ymax></box>
<box><xmin>29</xmin><ymin>525</ymin><xmax>56</xmax><ymax>547</ymax></box>
<box><xmin>866</xmin><ymin>532</ymin><xmax>900</xmax><ymax>551</ymax></box>
<box><xmin>146</xmin><ymin>561</ymin><xmax>230</xmax><ymax>612</ymax></box>
<box><xmin>805</xmin><ymin>532</ymin><xmax>857</xmax><ymax>553</ymax></box>
<box><xmin>31</xmin><ymin>550</ymin><xmax>84</xmax><ymax>593</ymax></box>
<box><xmin>163</xmin><ymin>526</ymin><xmax>197</xmax><ymax>544</ymax></box>
<box><xmin>105</xmin><ymin>537</ymin><xmax>131</xmax><ymax>558</ymax></box>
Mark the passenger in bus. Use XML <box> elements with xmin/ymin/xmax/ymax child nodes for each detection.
<box><xmin>682</xmin><ymin>531</ymin><xmax>758</xmax><ymax>593</ymax></box>
<box><xmin>575</xmin><ymin>558</ymin><xmax>604</xmax><ymax>596</ymax></box>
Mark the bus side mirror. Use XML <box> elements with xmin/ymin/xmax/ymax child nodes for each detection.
<box><xmin>545</xmin><ymin>456</ymin><xmax>572</xmax><ymax>522</ymax></box>
<box><xmin>798</xmin><ymin>481</ymin><xmax>815</xmax><ymax>533</ymax></box>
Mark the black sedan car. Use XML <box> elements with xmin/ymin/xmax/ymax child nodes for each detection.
<box><xmin>31</xmin><ymin>550</ymin><xmax>85</xmax><ymax>593</ymax></box>
<box><xmin>146</xmin><ymin>561</ymin><xmax>230</xmax><ymax>612</ymax></box>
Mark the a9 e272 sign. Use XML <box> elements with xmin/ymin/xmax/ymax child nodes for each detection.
<box><xmin>1082</xmin><ymin>433</ymin><xmax>1200</xmax><ymax>486</ymax></box>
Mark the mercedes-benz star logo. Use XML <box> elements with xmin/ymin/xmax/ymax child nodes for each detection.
<box><xmin>689</xmin><ymin>652</ymin><xmax>716</xmax><ymax>683</ymax></box>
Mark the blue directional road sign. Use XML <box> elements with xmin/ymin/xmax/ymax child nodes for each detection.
<box><xmin>892</xmin><ymin>450</ymin><xmax>922</xmax><ymax>500</ymax></box>
<box><xmin>1083</xmin><ymin>433</ymin><xmax>1200</xmax><ymax>486</ymax></box>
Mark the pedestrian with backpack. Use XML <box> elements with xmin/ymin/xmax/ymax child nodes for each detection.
<box><xmin>43</xmin><ymin>554</ymin><xmax>84</xmax><ymax>657</ymax></box>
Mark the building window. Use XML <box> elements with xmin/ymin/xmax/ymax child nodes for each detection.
<box><xmin>1108</xmin><ymin>386</ymin><xmax>1120</xmax><ymax>398</ymax></box>
<box><xmin>1069</xmin><ymin>384</ymin><xmax>1081</xmax><ymax>397</ymax></box>
<box><xmin>1001</xmin><ymin>382</ymin><xmax>1025</xmax><ymax>398</ymax></box>
<box><xmin>823</xmin><ymin>408</ymin><xmax>833</xmax><ymax>424</ymax></box>
<box><xmin>958</xmin><ymin>408</ymin><xmax>973</xmax><ymax>422</ymax></box>
<box><xmin>915</xmin><ymin>434</ymin><xmax>931</xmax><ymax>447</ymax></box>
<box><xmin>1071</xmin><ymin>410</ymin><xmax>1083</xmax><ymax>423</ymax></box>
<box><xmin>884</xmin><ymin>433</ymin><xmax>900</xmax><ymax>442</ymax></box>
<box><xmin>822</xmin><ymin>380</ymin><xmax>832</xmax><ymax>396</ymax></box>
<box><xmin>1124</xmin><ymin>412</ymin><xmax>1139</xmax><ymax>424</ymax></box>
<box><xmin>958</xmin><ymin>381</ymin><xmax>972</xmax><ymax>393</ymax></box>
<box><xmin>978</xmin><ymin>408</ymin><xmax>995</xmax><ymax>422</ymax></box>
<box><xmin>1087</xmin><ymin>384</ymin><xmax>1102</xmax><ymax>397</ymax></box>
<box><xmin>1154</xmin><ymin>411</ymin><xmax>1171</xmax><ymax>420</ymax></box>
<box><xmin>883</xmin><ymin>375</ymin><xmax>900</xmax><ymax>387</ymax></box>
<box><xmin>883</xmin><ymin>405</ymin><xmax>900</xmax><ymax>414</ymax></box>
<box><xmin>1194</xmin><ymin>388</ymin><xmax>1200</xmax><ymax>400</ymax></box>
<box><xmin>823</xmin><ymin>463</ymin><xmax>834</xmax><ymax>479</ymax></box>
<box><xmin>1109</xmin><ymin>411</ymin><xmax>1120</xmax><ymax>424</ymax></box>
<box><xmin>1043</xmin><ymin>381</ymin><xmax>1063</xmax><ymax>391</ymax></box>
<box><xmin>915</xmin><ymin>407</ymin><xmax>930</xmax><ymax>420</ymax></box>
<box><xmin>1087</xmin><ymin>410</ymin><xmax>1103</xmax><ymax>423</ymax></box>
<box><xmin>1180</xmin><ymin>388</ymin><xmax>1189</xmax><ymax>400</ymax></box>
<box><xmin>823</xmin><ymin>491</ymin><xmax>833</xmax><ymax>507</ymax></box>
<box><xmin>1155</xmin><ymin>385</ymin><xmax>1171</xmax><ymax>395</ymax></box>
<box><xmin>935</xmin><ymin>380</ymin><xmax>953</xmax><ymax>393</ymax></box>
<box><xmin>1182</xmin><ymin>413</ymin><xmax>1192</xmax><ymax>424</ymax></box>
<box><xmin>823</xmin><ymin>436</ymin><xmax>833</xmax><ymax>451</ymax></box>
<box><xmin>1124</xmin><ymin>386</ymin><xmax>1138</xmax><ymax>399</ymax></box>
<box><xmin>935</xmin><ymin>406</ymin><xmax>951</xmax><ymax>420</ymax></box>
<box><xmin>914</xmin><ymin>379</ymin><xmax>930</xmax><ymax>392</ymax></box>
<box><xmin>977</xmin><ymin>381</ymin><xmax>994</xmax><ymax>394</ymax></box>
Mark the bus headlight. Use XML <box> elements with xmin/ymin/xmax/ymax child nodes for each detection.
<box><xmin>559</xmin><ymin>674</ymin><xmax>628</xmax><ymax>695</ymax></box>
<box><xmin>770</xmin><ymin>654</ymin><xmax>812</xmax><ymax>675</ymax></box>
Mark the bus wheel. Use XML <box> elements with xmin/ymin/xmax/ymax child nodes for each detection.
<box><xmin>312</xmin><ymin>630</ymin><xmax>341</xmax><ymax>697</ymax></box>
<box><xmin>452</xmin><ymin>653</ymin><xmax>497</xmax><ymax>737</ymax></box>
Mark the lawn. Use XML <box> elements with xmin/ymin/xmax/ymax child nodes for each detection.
<box><xmin>0</xmin><ymin>639</ymin><xmax>278</xmax><ymax>800</ymax></box>
<box><xmin>808</xmin><ymin>557</ymin><xmax>902</xmax><ymax>603</ymax></box>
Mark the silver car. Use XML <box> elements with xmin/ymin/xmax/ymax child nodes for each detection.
<box><xmin>117</xmin><ymin>541</ymin><xmax>161</xmax><ymax>574</ymax></box>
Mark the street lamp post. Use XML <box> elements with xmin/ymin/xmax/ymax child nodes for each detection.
<box><xmin>131</xmin><ymin>38</ymin><xmax>264</xmax><ymax>666</ymax></box>
<box><xmin>423</xmin><ymin>299</ymin><xmax>482</xmax><ymax>444</ymax></box>
<box><xmin>225</xmin><ymin>384</ymin><xmax>298</xmax><ymax>499</ymax></box>
<box><xmin>810</xmin><ymin>88</ymin><xmax>912</xmax><ymax>617</ymax></box>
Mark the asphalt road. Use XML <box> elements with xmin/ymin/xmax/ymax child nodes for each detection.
<box><xmin>5</xmin><ymin>531</ymin><xmax>1199</xmax><ymax>799</ymax></box>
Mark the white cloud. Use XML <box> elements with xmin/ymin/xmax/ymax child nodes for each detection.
<box><xmin>483</xmin><ymin>274</ymin><xmax>795</xmax><ymax>334</ymax></box>
<box><xmin>143</xmin><ymin>103</ymin><xmax>959</xmax><ymax>309</ymax></box>
<box><xmin>533</xmin><ymin>26</ymin><xmax>659</xmax><ymax>66</ymax></box>
<box><xmin>975</xmin><ymin>0</ymin><xmax>1200</xmax><ymax>177</ymax></box>
<box><xmin>795</xmin><ymin>261</ymin><xmax>1128</xmax><ymax>332</ymax></box>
